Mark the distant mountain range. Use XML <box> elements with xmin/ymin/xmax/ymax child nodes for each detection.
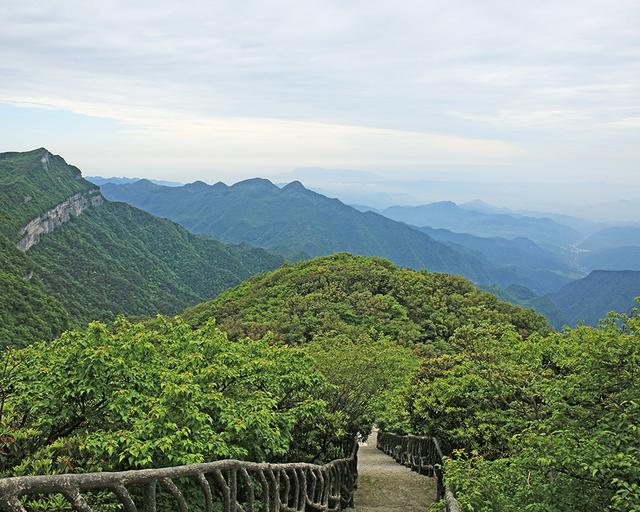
<box><xmin>3</xmin><ymin>151</ymin><xmax>640</xmax><ymax>346</ymax></box>
<box><xmin>98</xmin><ymin>176</ymin><xmax>640</xmax><ymax>329</ymax></box>
<box><xmin>0</xmin><ymin>149</ymin><xmax>282</xmax><ymax>347</ymax></box>
<box><xmin>101</xmin><ymin>178</ymin><xmax>510</xmax><ymax>285</ymax></box>
<box><xmin>87</xmin><ymin>176</ymin><xmax>183</xmax><ymax>187</ymax></box>
<box><xmin>417</xmin><ymin>226</ymin><xmax>576</xmax><ymax>294</ymax></box>
<box><xmin>381</xmin><ymin>201</ymin><xmax>583</xmax><ymax>247</ymax></box>
<box><xmin>579</xmin><ymin>226</ymin><xmax>640</xmax><ymax>251</ymax></box>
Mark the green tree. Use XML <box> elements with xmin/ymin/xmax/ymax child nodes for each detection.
<box><xmin>306</xmin><ymin>333</ymin><xmax>419</xmax><ymax>446</ymax></box>
<box><xmin>0</xmin><ymin>318</ymin><xmax>328</xmax><ymax>477</ymax></box>
<box><xmin>411</xmin><ymin>313</ymin><xmax>640</xmax><ymax>511</ymax></box>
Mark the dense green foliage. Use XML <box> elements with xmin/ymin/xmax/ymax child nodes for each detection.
<box><xmin>305</xmin><ymin>333</ymin><xmax>419</xmax><ymax>448</ymax></box>
<box><xmin>0</xmin><ymin>149</ymin><xmax>283</xmax><ymax>347</ymax></box>
<box><xmin>410</xmin><ymin>314</ymin><xmax>640</xmax><ymax>511</ymax></box>
<box><xmin>183</xmin><ymin>253</ymin><xmax>550</xmax><ymax>348</ymax></box>
<box><xmin>3</xmin><ymin>149</ymin><xmax>637</xmax><ymax>512</ymax></box>
<box><xmin>0</xmin><ymin>318</ymin><xmax>327</xmax><ymax>478</ymax></box>
<box><xmin>489</xmin><ymin>284</ymin><xmax>567</xmax><ymax>329</ymax></box>
<box><xmin>28</xmin><ymin>201</ymin><xmax>282</xmax><ymax>325</ymax></box>
<box><xmin>182</xmin><ymin>254</ymin><xmax>549</xmax><ymax>441</ymax></box>
<box><xmin>101</xmin><ymin>178</ymin><xmax>517</xmax><ymax>284</ymax></box>
<box><xmin>0</xmin><ymin>235</ymin><xmax>69</xmax><ymax>343</ymax></box>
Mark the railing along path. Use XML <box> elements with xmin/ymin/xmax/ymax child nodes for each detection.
<box><xmin>0</xmin><ymin>443</ymin><xmax>358</xmax><ymax>512</ymax></box>
<box><xmin>376</xmin><ymin>431</ymin><xmax>461</xmax><ymax>512</ymax></box>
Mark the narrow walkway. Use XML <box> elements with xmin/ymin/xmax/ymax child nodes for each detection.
<box><xmin>353</xmin><ymin>430</ymin><xmax>437</xmax><ymax>511</ymax></box>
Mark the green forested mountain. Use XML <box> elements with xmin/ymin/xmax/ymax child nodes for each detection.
<box><xmin>182</xmin><ymin>253</ymin><xmax>550</xmax><ymax>347</ymax></box>
<box><xmin>382</xmin><ymin>201</ymin><xmax>583</xmax><ymax>246</ymax></box>
<box><xmin>0</xmin><ymin>235</ymin><xmax>70</xmax><ymax>344</ymax></box>
<box><xmin>548</xmin><ymin>270</ymin><xmax>640</xmax><ymax>326</ymax></box>
<box><xmin>0</xmin><ymin>149</ymin><xmax>282</xmax><ymax>346</ymax></box>
<box><xmin>100</xmin><ymin>178</ymin><xmax>539</xmax><ymax>286</ymax></box>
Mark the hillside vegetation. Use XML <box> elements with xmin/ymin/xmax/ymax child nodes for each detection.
<box><xmin>0</xmin><ymin>149</ymin><xmax>282</xmax><ymax>347</ymax></box>
<box><xmin>413</xmin><ymin>312</ymin><xmax>640</xmax><ymax>510</ymax></box>
<box><xmin>2</xmin><ymin>248</ymin><xmax>637</xmax><ymax>510</ymax></box>
<box><xmin>101</xmin><ymin>178</ymin><xmax>520</xmax><ymax>285</ymax></box>
<box><xmin>183</xmin><ymin>253</ymin><xmax>550</xmax><ymax>349</ymax></box>
<box><xmin>182</xmin><ymin>254</ymin><xmax>639</xmax><ymax>509</ymax></box>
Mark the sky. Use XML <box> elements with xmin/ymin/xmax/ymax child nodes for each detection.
<box><xmin>1</xmin><ymin>0</ymin><xmax>639</xmax><ymax>209</ymax></box>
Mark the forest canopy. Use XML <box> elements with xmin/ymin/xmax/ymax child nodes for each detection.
<box><xmin>2</xmin><ymin>253</ymin><xmax>637</xmax><ymax>511</ymax></box>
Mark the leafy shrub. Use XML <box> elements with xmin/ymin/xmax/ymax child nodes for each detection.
<box><xmin>0</xmin><ymin>317</ymin><xmax>328</xmax><ymax>477</ymax></box>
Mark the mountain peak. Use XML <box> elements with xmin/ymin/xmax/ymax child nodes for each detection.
<box><xmin>184</xmin><ymin>180</ymin><xmax>209</xmax><ymax>190</ymax></box>
<box><xmin>282</xmin><ymin>180</ymin><xmax>307</xmax><ymax>192</ymax></box>
<box><xmin>231</xmin><ymin>178</ymin><xmax>279</xmax><ymax>191</ymax></box>
<box><xmin>212</xmin><ymin>181</ymin><xmax>229</xmax><ymax>190</ymax></box>
<box><xmin>430</xmin><ymin>200</ymin><xmax>458</xmax><ymax>208</ymax></box>
<box><xmin>134</xmin><ymin>178</ymin><xmax>159</xmax><ymax>187</ymax></box>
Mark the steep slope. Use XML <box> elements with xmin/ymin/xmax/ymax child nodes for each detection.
<box><xmin>417</xmin><ymin>226</ymin><xmax>576</xmax><ymax>293</ymax></box>
<box><xmin>548</xmin><ymin>270</ymin><xmax>640</xmax><ymax>326</ymax></box>
<box><xmin>100</xmin><ymin>179</ymin><xmax>515</xmax><ymax>285</ymax></box>
<box><xmin>0</xmin><ymin>234</ymin><xmax>70</xmax><ymax>344</ymax></box>
<box><xmin>381</xmin><ymin>201</ymin><xmax>582</xmax><ymax>246</ymax></box>
<box><xmin>181</xmin><ymin>253</ymin><xmax>550</xmax><ymax>346</ymax></box>
<box><xmin>0</xmin><ymin>149</ymin><xmax>282</xmax><ymax>346</ymax></box>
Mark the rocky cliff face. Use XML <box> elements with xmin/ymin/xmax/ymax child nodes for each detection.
<box><xmin>17</xmin><ymin>190</ymin><xmax>103</xmax><ymax>251</ymax></box>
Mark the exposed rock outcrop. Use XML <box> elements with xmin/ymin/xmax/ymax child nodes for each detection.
<box><xmin>17</xmin><ymin>190</ymin><xmax>103</xmax><ymax>251</ymax></box>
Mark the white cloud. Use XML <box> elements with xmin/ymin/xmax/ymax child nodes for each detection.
<box><xmin>0</xmin><ymin>0</ymin><xmax>639</xmax><ymax>183</ymax></box>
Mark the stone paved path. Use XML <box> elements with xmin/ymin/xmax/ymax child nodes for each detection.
<box><xmin>353</xmin><ymin>430</ymin><xmax>437</xmax><ymax>511</ymax></box>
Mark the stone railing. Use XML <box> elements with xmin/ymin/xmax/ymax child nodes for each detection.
<box><xmin>377</xmin><ymin>431</ymin><xmax>461</xmax><ymax>512</ymax></box>
<box><xmin>0</xmin><ymin>443</ymin><xmax>358</xmax><ymax>512</ymax></box>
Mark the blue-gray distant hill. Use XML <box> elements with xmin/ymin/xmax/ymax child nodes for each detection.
<box><xmin>574</xmin><ymin>227</ymin><xmax>640</xmax><ymax>272</ymax></box>
<box><xmin>381</xmin><ymin>201</ymin><xmax>583</xmax><ymax>247</ymax></box>
<box><xmin>87</xmin><ymin>176</ymin><xmax>183</xmax><ymax>187</ymax></box>
<box><xmin>417</xmin><ymin>226</ymin><xmax>576</xmax><ymax>294</ymax></box>
<box><xmin>101</xmin><ymin>178</ymin><xmax>522</xmax><ymax>286</ymax></box>
<box><xmin>548</xmin><ymin>270</ymin><xmax>640</xmax><ymax>326</ymax></box>
<box><xmin>578</xmin><ymin>246</ymin><xmax>640</xmax><ymax>272</ymax></box>
<box><xmin>579</xmin><ymin>226</ymin><xmax>640</xmax><ymax>251</ymax></box>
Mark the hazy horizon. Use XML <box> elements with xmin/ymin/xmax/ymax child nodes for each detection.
<box><xmin>81</xmin><ymin>167</ymin><xmax>638</xmax><ymax>223</ymax></box>
<box><xmin>2</xmin><ymin>1</ymin><xmax>639</xmax><ymax>217</ymax></box>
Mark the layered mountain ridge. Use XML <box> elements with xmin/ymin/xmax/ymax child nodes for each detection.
<box><xmin>101</xmin><ymin>177</ymin><xmax>551</xmax><ymax>289</ymax></box>
<box><xmin>0</xmin><ymin>149</ymin><xmax>283</xmax><ymax>346</ymax></box>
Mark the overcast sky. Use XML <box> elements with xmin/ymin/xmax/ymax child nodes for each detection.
<box><xmin>1</xmin><ymin>0</ymin><xmax>639</xmax><ymax>205</ymax></box>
